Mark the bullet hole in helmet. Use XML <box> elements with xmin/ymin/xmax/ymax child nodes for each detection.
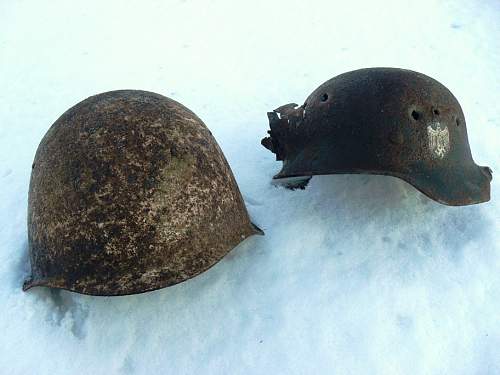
<box><xmin>321</xmin><ymin>93</ymin><xmax>329</xmax><ymax>102</ymax></box>
<box><xmin>456</xmin><ymin>118</ymin><xmax>460</xmax><ymax>127</ymax></box>
<box><xmin>433</xmin><ymin>109</ymin><xmax>440</xmax><ymax>115</ymax></box>
<box><xmin>411</xmin><ymin>110</ymin><xmax>420</xmax><ymax>120</ymax></box>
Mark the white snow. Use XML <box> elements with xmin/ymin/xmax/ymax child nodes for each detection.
<box><xmin>1</xmin><ymin>1</ymin><xmax>499</xmax><ymax>374</ymax></box>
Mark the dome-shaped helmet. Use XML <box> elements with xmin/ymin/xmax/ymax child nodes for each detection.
<box><xmin>262</xmin><ymin>68</ymin><xmax>492</xmax><ymax>205</ymax></box>
<box><xmin>25</xmin><ymin>90</ymin><xmax>262</xmax><ymax>296</ymax></box>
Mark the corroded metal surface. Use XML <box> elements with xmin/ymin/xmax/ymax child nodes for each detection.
<box><xmin>25</xmin><ymin>90</ymin><xmax>262</xmax><ymax>296</ymax></box>
<box><xmin>262</xmin><ymin>68</ymin><xmax>492</xmax><ymax>205</ymax></box>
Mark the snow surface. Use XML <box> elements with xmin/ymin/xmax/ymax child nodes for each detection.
<box><xmin>1</xmin><ymin>1</ymin><xmax>499</xmax><ymax>374</ymax></box>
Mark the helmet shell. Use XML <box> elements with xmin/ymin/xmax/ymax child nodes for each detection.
<box><xmin>262</xmin><ymin>68</ymin><xmax>491</xmax><ymax>205</ymax></box>
<box><xmin>25</xmin><ymin>90</ymin><xmax>261</xmax><ymax>296</ymax></box>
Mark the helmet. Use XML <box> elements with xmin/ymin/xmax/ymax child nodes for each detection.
<box><xmin>24</xmin><ymin>90</ymin><xmax>262</xmax><ymax>296</ymax></box>
<box><xmin>261</xmin><ymin>68</ymin><xmax>492</xmax><ymax>205</ymax></box>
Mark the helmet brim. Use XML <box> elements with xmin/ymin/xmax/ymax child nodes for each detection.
<box><xmin>401</xmin><ymin>163</ymin><xmax>491</xmax><ymax>206</ymax></box>
<box><xmin>273</xmin><ymin>163</ymin><xmax>491</xmax><ymax>206</ymax></box>
<box><xmin>22</xmin><ymin>224</ymin><xmax>263</xmax><ymax>297</ymax></box>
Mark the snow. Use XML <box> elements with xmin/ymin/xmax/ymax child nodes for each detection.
<box><xmin>1</xmin><ymin>0</ymin><xmax>499</xmax><ymax>374</ymax></box>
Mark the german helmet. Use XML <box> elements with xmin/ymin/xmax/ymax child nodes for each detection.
<box><xmin>262</xmin><ymin>68</ymin><xmax>492</xmax><ymax>205</ymax></box>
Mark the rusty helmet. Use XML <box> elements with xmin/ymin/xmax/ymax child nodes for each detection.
<box><xmin>24</xmin><ymin>90</ymin><xmax>262</xmax><ymax>296</ymax></box>
<box><xmin>261</xmin><ymin>68</ymin><xmax>492</xmax><ymax>205</ymax></box>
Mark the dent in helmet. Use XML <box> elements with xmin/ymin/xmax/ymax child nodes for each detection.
<box><xmin>262</xmin><ymin>67</ymin><xmax>492</xmax><ymax>206</ymax></box>
<box><xmin>24</xmin><ymin>90</ymin><xmax>263</xmax><ymax>296</ymax></box>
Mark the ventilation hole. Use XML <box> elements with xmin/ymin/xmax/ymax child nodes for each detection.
<box><xmin>456</xmin><ymin>118</ymin><xmax>460</xmax><ymax>127</ymax></box>
<box><xmin>433</xmin><ymin>109</ymin><xmax>440</xmax><ymax>115</ymax></box>
<box><xmin>411</xmin><ymin>110</ymin><xmax>420</xmax><ymax>120</ymax></box>
<box><xmin>320</xmin><ymin>93</ymin><xmax>329</xmax><ymax>102</ymax></box>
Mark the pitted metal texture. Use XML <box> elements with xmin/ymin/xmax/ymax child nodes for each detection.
<box><xmin>25</xmin><ymin>90</ymin><xmax>262</xmax><ymax>296</ymax></box>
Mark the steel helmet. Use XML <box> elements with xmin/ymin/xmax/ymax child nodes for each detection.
<box><xmin>24</xmin><ymin>90</ymin><xmax>262</xmax><ymax>296</ymax></box>
<box><xmin>261</xmin><ymin>68</ymin><xmax>492</xmax><ymax>205</ymax></box>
